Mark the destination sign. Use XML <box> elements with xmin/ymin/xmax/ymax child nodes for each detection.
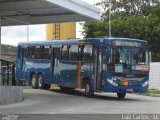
<box><xmin>112</xmin><ymin>40</ymin><xmax>141</xmax><ymax>47</ymax></box>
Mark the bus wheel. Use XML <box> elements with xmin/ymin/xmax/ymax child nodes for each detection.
<box><xmin>117</xmin><ymin>93</ymin><xmax>126</xmax><ymax>99</ymax></box>
<box><xmin>31</xmin><ymin>74</ymin><xmax>38</xmax><ymax>89</ymax></box>
<box><xmin>38</xmin><ymin>74</ymin><xmax>44</xmax><ymax>89</ymax></box>
<box><xmin>85</xmin><ymin>81</ymin><xmax>94</xmax><ymax>97</ymax></box>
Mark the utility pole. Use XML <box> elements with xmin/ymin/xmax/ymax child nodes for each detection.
<box><xmin>27</xmin><ymin>25</ymin><xmax>29</xmax><ymax>42</ymax></box>
<box><xmin>0</xmin><ymin>17</ymin><xmax>1</xmax><ymax>85</ymax></box>
<box><xmin>108</xmin><ymin>0</ymin><xmax>112</xmax><ymax>37</ymax></box>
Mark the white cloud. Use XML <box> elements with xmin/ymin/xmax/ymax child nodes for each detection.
<box><xmin>1</xmin><ymin>25</ymin><xmax>46</xmax><ymax>46</ymax></box>
<box><xmin>77</xmin><ymin>0</ymin><xmax>101</xmax><ymax>38</ymax></box>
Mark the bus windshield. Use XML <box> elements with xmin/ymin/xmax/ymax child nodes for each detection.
<box><xmin>109</xmin><ymin>47</ymin><xmax>149</xmax><ymax>75</ymax></box>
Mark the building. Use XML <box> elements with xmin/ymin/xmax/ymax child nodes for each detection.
<box><xmin>149</xmin><ymin>62</ymin><xmax>160</xmax><ymax>90</ymax></box>
<box><xmin>1</xmin><ymin>44</ymin><xmax>16</xmax><ymax>62</ymax></box>
<box><xmin>46</xmin><ymin>22</ymin><xmax>76</xmax><ymax>40</ymax></box>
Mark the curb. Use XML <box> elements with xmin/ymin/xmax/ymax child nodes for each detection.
<box><xmin>145</xmin><ymin>93</ymin><xmax>160</xmax><ymax>97</ymax></box>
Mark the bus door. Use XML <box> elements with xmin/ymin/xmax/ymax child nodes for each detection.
<box><xmin>96</xmin><ymin>47</ymin><xmax>106</xmax><ymax>90</ymax></box>
<box><xmin>51</xmin><ymin>47</ymin><xmax>60</xmax><ymax>84</ymax></box>
<box><xmin>50</xmin><ymin>47</ymin><xmax>54</xmax><ymax>82</ymax></box>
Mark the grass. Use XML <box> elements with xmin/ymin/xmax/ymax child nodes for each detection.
<box><xmin>148</xmin><ymin>89</ymin><xmax>160</xmax><ymax>94</ymax></box>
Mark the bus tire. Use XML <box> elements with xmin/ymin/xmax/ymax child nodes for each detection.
<box><xmin>31</xmin><ymin>74</ymin><xmax>38</xmax><ymax>89</ymax></box>
<box><xmin>117</xmin><ymin>93</ymin><xmax>126</xmax><ymax>99</ymax></box>
<box><xmin>85</xmin><ymin>81</ymin><xmax>94</xmax><ymax>97</ymax></box>
<box><xmin>38</xmin><ymin>74</ymin><xmax>44</xmax><ymax>89</ymax></box>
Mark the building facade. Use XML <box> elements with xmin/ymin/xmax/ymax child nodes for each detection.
<box><xmin>1</xmin><ymin>44</ymin><xmax>16</xmax><ymax>62</ymax></box>
<box><xmin>46</xmin><ymin>22</ymin><xmax>76</xmax><ymax>40</ymax></box>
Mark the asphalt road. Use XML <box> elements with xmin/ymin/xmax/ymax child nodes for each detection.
<box><xmin>0</xmin><ymin>89</ymin><xmax>160</xmax><ymax>120</ymax></box>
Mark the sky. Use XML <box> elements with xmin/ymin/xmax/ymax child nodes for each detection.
<box><xmin>1</xmin><ymin>0</ymin><xmax>100</xmax><ymax>46</ymax></box>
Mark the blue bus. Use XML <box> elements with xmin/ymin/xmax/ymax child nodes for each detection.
<box><xmin>16</xmin><ymin>37</ymin><xmax>150</xmax><ymax>98</ymax></box>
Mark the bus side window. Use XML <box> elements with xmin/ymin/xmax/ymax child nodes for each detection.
<box><xmin>42</xmin><ymin>45</ymin><xmax>50</xmax><ymax>59</ymax></box>
<box><xmin>82</xmin><ymin>45</ymin><xmax>93</xmax><ymax>62</ymax></box>
<box><xmin>79</xmin><ymin>45</ymin><xmax>84</xmax><ymax>61</ymax></box>
<box><xmin>54</xmin><ymin>47</ymin><xmax>60</xmax><ymax>59</ymax></box>
<box><xmin>34</xmin><ymin>46</ymin><xmax>41</xmax><ymax>59</ymax></box>
<box><xmin>61</xmin><ymin>45</ymin><xmax>69</xmax><ymax>60</ymax></box>
<box><xmin>28</xmin><ymin>46</ymin><xmax>33</xmax><ymax>59</ymax></box>
<box><xmin>69</xmin><ymin>45</ymin><xmax>78</xmax><ymax>61</ymax></box>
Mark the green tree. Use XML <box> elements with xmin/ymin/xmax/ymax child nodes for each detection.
<box><xmin>100</xmin><ymin>0</ymin><xmax>160</xmax><ymax>20</ymax></box>
<box><xmin>82</xmin><ymin>22</ymin><xmax>108</xmax><ymax>38</ymax></box>
<box><xmin>82</xmin><ymin>3</ymin><xmax>160</xmax><ymax>61</ymax></box>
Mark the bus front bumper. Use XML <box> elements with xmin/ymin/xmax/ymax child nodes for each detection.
<box><xmin>105</xmin><ymin>84</ymin><xmax>148</xmax><ymax>93</ymax></box>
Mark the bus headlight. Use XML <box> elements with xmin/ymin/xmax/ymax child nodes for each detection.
<box><xmin>107</xmin><ymin>79</ymin><xmax>118</xmax><ymax>87</ymax></box>
<box><xmin>142</xmin><ymin>81</ymin><xmax>149</xmax><ymax>87</ymax></box>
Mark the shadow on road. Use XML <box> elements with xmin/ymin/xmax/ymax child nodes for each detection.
<box><xmin>49</xmin><ymin>88</ymin><xmax>142</xmax><ymax>102</ymax></box>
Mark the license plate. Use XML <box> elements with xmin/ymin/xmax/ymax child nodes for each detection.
<box><xmin>126</xmin><ymin>89</ymin><xmax>133</xmax><ymax>92</ymax></box>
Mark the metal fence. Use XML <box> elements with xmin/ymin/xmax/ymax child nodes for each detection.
<box><xmin>0</xmin><ymin>59</ymin><xmax>15</xmax><ymax>86</ymax></box>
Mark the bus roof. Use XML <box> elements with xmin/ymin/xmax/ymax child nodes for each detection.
<box><xmin>18</xmin><ymin>37</ymin><xmax>148</xmax><ymax>46</ymax></box>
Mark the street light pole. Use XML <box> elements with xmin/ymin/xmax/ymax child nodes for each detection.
<box><xmin>0</xmin><ymin>17</ymin><xmax>1</xmax><ymax>85</ymax></box>
<box><xmin>108</xmin><ymin>0</ymin><xmax>112</xmax><ymax>37</ymax></box>
<box><xmin>27</xmin><ymin>25</ymin><xmax>29</xmax><ymax>42</ymax></box>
